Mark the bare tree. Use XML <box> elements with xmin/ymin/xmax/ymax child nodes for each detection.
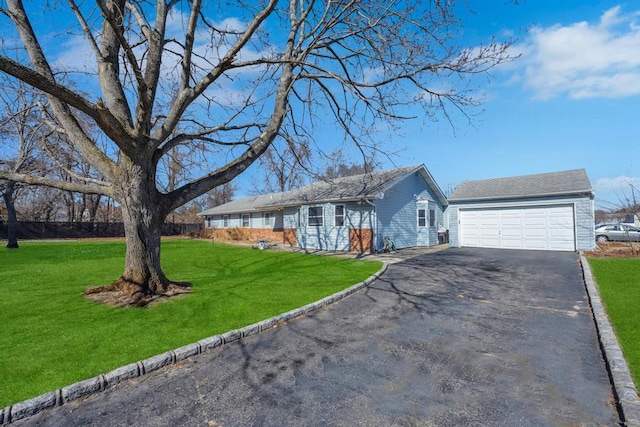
<box><xmin>204</xmin><ymin>182</ymin><xmax>237</xmax><ymax>208</ymax></box>
<box><xmin>0</xmin><ymin>1</ymin><xmax>514</xmax><ymax>305</ymax></box>
<box><xmin>0</xmin><ymin>78</ymin><xmax>51</xmax><ymax>248</ymax></box>
<box><xmin>618</xmin><ymin>181</ymin><xmax>640</xmax><ymax>225</ymax></box>
<box><xmin>599</xmin><ymin>180</ymin><xmax>640</xmax><ymax>225</ymax></box>
<box><xmin>15</xmin><ymin>186</ymin><xmax>64</xmax><ymax>221</ymax></box>
<box><xmin>319</xmin><ymin>148</ymin><xmax>375</xmax><ymax>180</ymax></box>
<box><xmin>258</xmin><ymin>138</ymin><xmax>311</xmax><ymax>193</ymax></box>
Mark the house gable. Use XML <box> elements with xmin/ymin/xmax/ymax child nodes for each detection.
<box><xmin>375</xmin><ymin>167</ymin><xmax>446</xmax><ymax>250</ymax></box>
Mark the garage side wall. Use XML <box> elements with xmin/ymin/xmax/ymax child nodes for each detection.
<box><xmin>575</xmin><ymin>197</ymin><xmax>595</xmax><ymax>250</ymax></box>
<box><xmin>447</xmin><ymin>195</ymin><xmax>595</xmax><ymax>251</ymax></box>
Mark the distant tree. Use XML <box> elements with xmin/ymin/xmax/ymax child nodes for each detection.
<box><xmin>594</xmin><ymin>209</ymin><xmax>609</xmax><ymax>226</ymax></box>
<box><xmin>0</xmin><ymin>1</ymin><xmax>514</xmax><ymax>305</ymax></box>
<box><xmin>0</xmin><ymin>78</ymin><xmax>51</xmax><ymax>248</ymax></box>
<box><xmin>172</xmin><ymin>182</ymin><xmax>236</xmax><ymax>223</ymax></box>
<box><xmin>0</xmin><ymin>181</ymin><xmax>19</xmax><ymax>247</ymax></box>
<box><xmin>323</xmin><ymin>162</ymin><xmax>375</xmax><ymax>180</ymax></box>
<box><xmin>204</xmin><ymin>182</ymin><xmax>237</xmax><ymax>208</ymax></box>
<box><xmin>321</xmin><ymin>149</ymin><xmax>375</xmax><ymax>180</ymax></box>
<box><xmin>258</xmin><ymin>138</ymin><xmax>311</xmax><ymax>193</ymax></box>
<box><xmin>93</xmin><ymin>196</ymin><xmax>121</xmax><ymax>223</ymax></box>
<box><xmin>616</xmin><ymin>181</ymin><xmax>640</xmax><ymax>224</ymax></box>
<box><xmin>599</xmin><ymin>180</ymin><xmax>640</xmax><ymax>225</ymax></box>
<box><xmin>16</xmin><ymin>186</ymin><xmax>64</xmax><ymax>221</ymax></box>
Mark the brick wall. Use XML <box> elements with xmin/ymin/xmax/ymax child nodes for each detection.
<box><xmin>201</xmin><ymin>227</ymin><xmax>295</xmax><ymax>246</ymax></box>
<box><xmin>283</xmin><ymin>228</ymin><xmax>297</xmax><ymax>246</ymax></box>
<box><xmin>201</xmin><ymin>226</ymin><xmax>371</xmax><ymax>251</ymax></box>
<box><xmin>350</xmin><ymin>228</ymin><xmax>373</xmax><ymax>253</ymax></box>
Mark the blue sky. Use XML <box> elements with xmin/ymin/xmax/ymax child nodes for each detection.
<box><xmin>4</xmin><ymin>2</ymin><xmax>637</xmax><ymax>210</ymax></box>
<box><xmin>392</xmin><ymin>1</ymin><xmax>640</xmax><ymax>209</ymax></box>
<box><xmin>239</xmin><ymin>1</ymin><xmax>640</xmax><ymax>210</ymax></box>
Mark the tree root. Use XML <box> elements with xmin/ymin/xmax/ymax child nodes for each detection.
<box><xmin>84</xmin><ymin>278</ymin><xmax>192</xmax><ymax>307</ymax></box>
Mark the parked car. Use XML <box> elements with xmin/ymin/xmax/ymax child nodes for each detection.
<box><xmin>595</xmin><ymin>224</ymin><xmax>640</xmax><ymax>242</ymax></box>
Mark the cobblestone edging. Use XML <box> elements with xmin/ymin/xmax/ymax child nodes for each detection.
<box><xmin>0</xmin><ymin>263</ymin><xmax>388</xmax><ymax>425</ymax></box>
<box><xmin>580</xmin><ymin>254</ymin><xmax>640</xmax><ymax>427</ymax></box>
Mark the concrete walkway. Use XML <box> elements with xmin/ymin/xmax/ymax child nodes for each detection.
<box><xmin>12</xmin><ymin>248</ymin><xmax>622</xmax><ymax>426</ymax></box>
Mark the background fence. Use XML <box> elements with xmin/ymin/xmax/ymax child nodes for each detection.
<box><xmin>0</xmin><ymin>221</ymin><xmax>202</xmax><ymax>240</ymax></box>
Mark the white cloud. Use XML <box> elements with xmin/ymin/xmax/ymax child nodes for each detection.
<box><xmin>595</xmin><ymin>175</ymin><xmax>640</xmax><ymax>205</ymax></box>
<box><xmin>517</xmin><ymin>6</ymin><xmax>640</xmax><ymax>99</ymax></box>
<box><xmin>52</xmin><ymin>35</ymin><xmax>97</xmax><ymax>74</ymax></box>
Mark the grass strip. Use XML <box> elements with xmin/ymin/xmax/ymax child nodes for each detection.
<box><xmin>588</xmin><ymin>257</ymin><xmax>640</xmax><ymax>387</ymax></box>
<box><xmin>0</xmin><ymin>239</ymin><xmax>381</xmax><ymax>407</ymax></box>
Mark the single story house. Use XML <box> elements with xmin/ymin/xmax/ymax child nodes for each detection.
<box><xmin>446</xmin><ymin>169</ymin><xmax>595</xmax><ymax>251</ymax></box>
<box><xmin>198</xmin><ymin>164</ymin><xmax>448</xmax><ymax>252</ymax></box>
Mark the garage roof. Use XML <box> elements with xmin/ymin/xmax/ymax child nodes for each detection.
<box><xmin>448</xmin><ymin>169</ymin><xmax>593</xmax><ymax>202</ymax></box>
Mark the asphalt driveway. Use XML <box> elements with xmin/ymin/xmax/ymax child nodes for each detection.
<box><xmin>15</xmin><ymin>248</ymin><xmax>619</xmax><ymax>426</ymax></box>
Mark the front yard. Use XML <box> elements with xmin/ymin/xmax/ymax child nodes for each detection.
<box><xmin>588</xmin><ymin>256</ymin><xmax>640</xmax><ymax>387</ymax></box>
<box><xmin>0</xmin><ymin>239</ymin><xmax>381</xmax><ymax>407</ymax></box>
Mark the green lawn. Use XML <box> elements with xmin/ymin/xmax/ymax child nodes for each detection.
<box><xmin>0</xmin><ymin>239</ymin><xmax>381</xmax><ymax>407</ymax></box>
<box><xmin>588</xmin><ymin>257</ymin><xmax>640</xmax><ymax>386</ymax></box>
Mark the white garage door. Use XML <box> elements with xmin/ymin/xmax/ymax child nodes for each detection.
<box><xmin>459</xmin><ymin>205</ymin><xmax>575</xmax><ymax>251</ymax></box>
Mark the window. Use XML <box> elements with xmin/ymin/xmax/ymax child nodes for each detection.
<box><xmin>223</xmin><ymin>215</ymin><xmax>229</xmax><ymax>228</ymax></box>
<box><xmin>263</xmin><ymin>212</ymin><xmax>272</xmax><ymax>227</ymax></box>
<box><xmin>335</xmin><ymin>205</ymin><xmax>345</xmax><ymax>227</ymax></box>
<box><xmin>242</xmin><ymin>214</ymin><xmax>250</xmax><ymax>227</ymax></box>
<box><xmin>418</xmin><ymin>209</ymin><xmax>426</xmax><ymax>227</ymax></box>
<box><xmin>429</xmin><ymin>209</ymin><xmax>436</xmax><ymax>227</ymax></box>
<box><xmin>308</xmin><ymin>206</ymin><xmax>323</xmax><ymax>226</ymax></box>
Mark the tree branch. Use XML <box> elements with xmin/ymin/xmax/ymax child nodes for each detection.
<box><xmin>154</xmin><ymin>0</ymin><xmax>279</xmax><ymax>144</ymax></box>
<box><xmin>0</xmin><ymin>170</ymin><xmax>112</xmax><ymax>196</ymax></box>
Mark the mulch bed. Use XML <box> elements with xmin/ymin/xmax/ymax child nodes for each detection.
<box><xmin>584</xmin><ymin>242</ymin><xmax>640</xmax><ymax>258</ymax></box>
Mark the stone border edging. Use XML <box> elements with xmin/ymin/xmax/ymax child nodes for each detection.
<box><xmin>580</xmin><ymin>254</ymin><xmax>640</xmax><ymax>427</ymax></box>
<box><xmin>1</xmin><ymin>262</ymin><xmax>388</xmax><ymax>425</ymax></box>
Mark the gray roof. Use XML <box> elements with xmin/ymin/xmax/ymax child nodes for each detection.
<box><xmin>448</xmin><ymin>168</ymin><xmax>593</xmax><ymax>202</ymax></box>
<box><xmin>199</xmin><ymin>164</ymin><xmax>446</xmax><ymax>216</ymax></box>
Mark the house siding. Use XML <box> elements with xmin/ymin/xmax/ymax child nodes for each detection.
<box><xmin>205</xmin><ymin>211</ymin><xmax>283</xmax><ymax>230</ymax></box>
<box><xmin>282</xmin><ymin>207</ymin><xmax>298</xmax><ymax>246</ymax></box>
<box><xmin>298</xmin><ymin>203</ymin><xmax>372</xmax><ymax>251</ymax></box>
<box><xmin>345</xmin><ymin>203</ymin><xmax>374</xmax><ymax>252</ymax></box>
<box><xmin>447</xmin><ymin>194</ymin><xmax>595</xmax><ymax>251</ymax></box>
<box><xmin>375</xmin><ymin>171</ymin><xmax>445</xmax><ymax>250</ymax></box>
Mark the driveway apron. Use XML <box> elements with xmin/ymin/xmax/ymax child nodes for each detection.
<box><xmin>15</xmin><ymin>248</ymin><xmax>619</xmax><ymax>426</ymax></box>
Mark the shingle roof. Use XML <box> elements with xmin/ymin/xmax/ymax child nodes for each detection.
<box><xmin>199</xmin><ymin>164</ymin><xmax>444</xmax><ymax>216</ymax></box>
<box><xmin>448</xmin><ymin>168</ymin><xmax>593</xmax><ymax>202</ymax></box>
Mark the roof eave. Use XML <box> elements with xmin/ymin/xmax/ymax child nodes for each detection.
<box><xmin>448</xmin><ymin>189</ymin><xmax>595</xmax><ymax>203</ymax></box>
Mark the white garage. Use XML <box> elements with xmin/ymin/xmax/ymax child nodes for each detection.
<box><xmin>447</xmin><ymin>169</ymin><xmax>596</xmax><ymax>252</ymax></box>
<box><xmin>458</xmin><ymin>205</ymin><xmax>575</xmax><ymax>251</ymax></box>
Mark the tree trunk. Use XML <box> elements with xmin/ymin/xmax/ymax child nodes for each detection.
<box><xmin>85</xmin><ymin>158</ymin><xmax>190</xmax><ymax>306</ymax></box>
<box><xmin>88</xmin><ymin>194</ymin><xmax>101</xmax><ymax>223</ymax></box>
<box><xmin>4</xmin><ymin>181</ymin><xmax>19</xmax><ymax>249</ymax></box>
<box><xmin>120</xmin><ymin>199</ymin><xmax>169</xmax><ymax>296</ymax></box>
